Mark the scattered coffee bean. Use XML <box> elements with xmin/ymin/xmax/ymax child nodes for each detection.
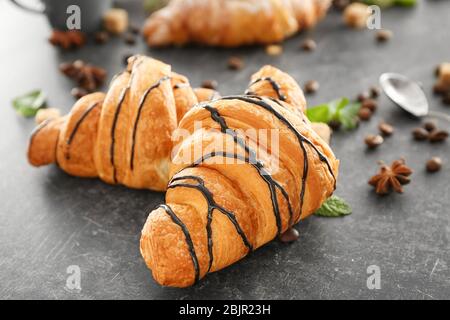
<box><xmin>71</xmin><ymin>87</ymin><xmax>88</xmax><ymax>99</ymax></box>
<box><xmin>358</xmin><ymin>107</ymin><xmax>372</xmax><ymax>121</ymax></box>
<box><xmin>94</xmin><ymin>31</ymin><xmax>109</xmax><ymax>44</ymax></box>
<box><xmin>426</xmin><ymin>157</ymin><xmax>442</xmax><ymax>172</ymax></box>
<box><xmin>328</xmin><ymin>120</ymin><xmax>342</xmax><ymax>131</ymax></box>
<box><xmin>201</xmin><ymin>80</ymin><xmax>218</xmax><ymax>90</ymax></box>
<box><xmin>357</xmin><ymin>92</ymin><xmax>370</xmax><ymax>102</ymax></box>
<box><xmin>376</xmin><ymin>29</ymin><xmax>393</xmax><ymax>42</ymax></box>
<box><xmin>333</xmin><ymin>0</ymin><xmax>350</xmax><ymax>10</ymax></box>
<box><xmin>301</xmin><ymin>39</ymin><xmax>317</xmax><ymax>52</ymax></box>
<box><xmin>228</xmin><ymin>56</ymin><xmax>244</xmax><ymax>70</ymax></box>
<box><xmin>412</xmin><ymin>127</ymin><xmax>429</xmax><ymax>140</ymax></box>
<box><xmin>423</xmin><ymin>120</ymin><xmax>437</xmax><ymax>132</ymax></box>
<box><xmin>370</xmin><ymin>86</ymin><xmax>381</xmax><ymax>99</ymax></box>
<box><xmin>365</xmin><ymin>134</ymin><xmax>384</xmax><ymax>149</ymax></box>
<box><xmin>266</xmin><ymin>44</ymin><xmax>283</xmax><ymax>56</ymax></box>
<box><xmin>124</xmin><ymin>33</ymin><xmax>136</xmax><ymax>45</ymax></box>
<box><xmin>279</xmin><ymin>228</ymin><xmax>300</xmax><ymax>243</ymax></box>
<box><xmin>433</xmin><ymin>82</ymin><xmax>448</xmax><ymax>95</ymax></box>
<box><xmin>429</xmin><ymin>130</ymin><xmax>449</xmax><ymax>143</ymax></box>
<box><xmin>304</xmin><ymin>80</ymin><xmax>319</xmax><ymax>94</ymax></box>
<box><xmin>129</xmin><ymin>24</ymin><xmax>140</xmax><ymax>34</ymax></box>
<box><xmin>379</xmin><ymin>122</ymin><xmax>394</xmax><ymax>136</ymax></box>
<box><xmin>443</xmin><ymin>93</ymin><xmax>450</xmax><ymax>105</ymax></box>
<box><xmin>362</xmin><ymin>99</ymin><xmax>377</xmax><ymax>112</ymax></box>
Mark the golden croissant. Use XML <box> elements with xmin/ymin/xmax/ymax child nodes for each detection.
<box><xmin>27</xmin><ymin>55</ymin><xmax>219</xmax><ymax>191</ymax></box>
<box><xmin>143</xmin><ymin>0</ymin><xmax>332</xmax><ymax>47</ymax></box>
<box><xmin>140</xmin><ymin>65</ymin><xmax>339</xmax><ymax>287</ymax></box>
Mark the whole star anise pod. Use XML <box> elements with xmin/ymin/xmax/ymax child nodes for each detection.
<box><xmin>49</xmin><ymin>30</ymin><xmax>86</xmax><ymax>50</ymax></box>
<box><xmin>368</xmin><ymin>159</ymin><xmax>413</xmax><ymax>195</ymax></box>
<box><xmin>59</xmin><ymin>60</ymin><xmax>106</xmax><ymax>92</ymax></box>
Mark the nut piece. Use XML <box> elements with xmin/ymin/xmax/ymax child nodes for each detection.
<box><xmin>365</xmin><ymin>134</ymin><xmax>384</xmax><ymax>149</ymax></box>
<box><xmin>343</xmin><ymin>3</ymin><xmax>370</xmax><ymax>29</ymax></box>
<box><xmin>103</xmin><ymin>8</ymin><xmax>128</xmax><ymax>34</ymax></box>
<box><xmin>426</xmin><ymin>157</ymin><xmax>442</xmax><ymax>173</ymax></box>
<box><xmin>265</xmin><ymin>45</ymin><xmax>283</xmax><ymax>56</ymax></box>
<box><xmin>438</xmin><ymin>63</ymin><xmax>450</xmax><ymax>88</ymax></box>
<box><xmin>311</xmin><ymin>123</ymin><xmax>332</xmax><ymax>145</ymax></box>
<box><xmin>35</xmin><ymin>108</ymin><xmax>61</xmax><ymax>125</ymax></box>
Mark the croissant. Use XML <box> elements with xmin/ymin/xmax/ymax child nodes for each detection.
<box><xmin>27</xmin><ymin>55</ymin><xmax>218</xmax><ymax>191</ymax></box>
<box><xmin>140</xmin><ymin>65</ymin><xmax>339</xmax><ymax>287</ymax></box>
<box><xmin>143</xmin><ymin>0</ymin><xmax>332</xmax><ymax>47</ymax></box>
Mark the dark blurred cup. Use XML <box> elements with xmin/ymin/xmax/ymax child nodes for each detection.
<box><xmin>9</xmin><ymin>0</ymin><xmax>112</xmax><ymax>32</ymax></box>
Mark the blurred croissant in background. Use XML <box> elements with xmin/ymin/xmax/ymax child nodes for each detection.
<box><xmin>143</xmin><ymin>0</ymin><xmax>332</xmax><ymax>47</ymax></box>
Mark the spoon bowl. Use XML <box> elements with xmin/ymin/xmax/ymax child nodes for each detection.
<box><xmin>379</xmin><ymin>73</ymin><xmax>429</xmax><ymax>117</ymax></box>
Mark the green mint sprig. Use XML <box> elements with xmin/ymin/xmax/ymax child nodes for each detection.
<box><xmin>306</xmin><ymin>97</ymin><xmax>361</xmax><ymax>130</ymax></box>
<box><xmin>314</xmin><ymin>196</ymin><xmax>352</xmax><ymax>217</ymax></box>
<box><xmin>12</xmin><ymin>90</ymin><xmax>47</xmax><ymax>117</ymax></box>
<box><xmin>361</xmin><ymin>0</ymin><xmax>416</xmax><ymax>8</ymax></box>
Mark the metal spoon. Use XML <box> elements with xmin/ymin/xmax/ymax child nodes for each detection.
<box><xmin>379</xmin><ymin>72</ymin><xmax>450</xmax><ymax>122</ymax></box>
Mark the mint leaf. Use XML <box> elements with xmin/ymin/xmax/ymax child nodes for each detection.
<box><xmin>338</xmin><ymin>102</ymin><xmax>361</xmax><ymax>130</ymax></box>
<box><xmin>306</xmin><ymin>104</ymin><xmax>331</xmax><ymax>123</ymax></box>
<box><xmin>12</xmin><ymin>90</ymin><xmax>47</xmax><ymax>117</ymax></box>
<box><xmin>144</xmin><ymin>0</ymin><xmax>168</xmax><ymax>12</ymax></box>
<box><xmin>314</xmin><ymin>196</ymin><xmax>352</xmax><ymax>217</ymax></box>
<box><xmin>307</xmin><ymin>97</ymin><xmax>360</xmax><ymax>130</ymax></box>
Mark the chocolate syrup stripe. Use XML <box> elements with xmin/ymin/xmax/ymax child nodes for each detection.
<box><xmin>130</xmin><ymin>76</ymin><xmax>171</xmax><ymax>170</ymax></box>
<box><xmin>245</xmin><ymin>77</ymin><xmax>287</xmax><ymax>101</ymax></box>
<box><xmin>202</xmin><ymin>105</ymin><xmax>293</xmax><ymax>231</ymax></box>
<box><xmin>169</xmin><ymin>175</ymin><xmax>253</xmax><ymax>272</ymax></box>
<box><xmin>157</xmin><ymin>204</ymin><xmax>200</xmax><ymax>284</ymax></box>
<box><xmin>223</xmin><ymin>96</ymin><xmax>337</xmax><ymax>189</ymax></box>
<box><xmin>65</xmin><ymin>101</ymin><xmax>101</xmax><ymax>160</ymax></box>
<box><xmin>110</xmin><ymin>86</ymin><xmax>130</xmax><ymax>183</ymax></box>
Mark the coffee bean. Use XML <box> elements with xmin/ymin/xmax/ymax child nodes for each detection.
<box><xmin>423</xmin><ymin>120</ymin><xmax>437</xmax><ymax>132</ymax></box>
<box><xmin>301</xmin><ymin>39</ymin><xmax>317</xmax><ymax>51</ymax></box>
<box><xmin>365</xmin><ymin>134</ymin><xmax>384</xmax><ymax>149</ymax></box>
<box><xmin>362</xmin><ymin>99</ymin><xmax>377</xmax><ymax>112</ymax></box>
<box><xmin>429</xmin><ymin>130</ymin><xmax>449</xmax><ymax>143</ymax></box>
<box><xmin>124</xmin><ymin>33</ymin><xmax>136</xmax><ymax>45</ymax></box>
<box><xmin>433</xmin><ymin>82</ymin><xmax>448</xmax><ymax>95</ymax></box>
<box><xmin>379</xmin><ymin>122</ymin><xmax>394</xmax><ymax>136</ymax></box>
<box><xmin>357</xmin><ymin>92</ymin><xmax>370</xmax><ymax>102</ymax></box>
<box><xmin>71</xmin><ymin>87</ymin><xmax>88</xmax><ymax>99</ymax></box>
<box><xmin>201</xmin><ymin>80</ymin><xmax>218</xmax><ymax>90</ymax></box>
<box><xmin>94</xmin><ymin>31</ymin><xmax>109</xmax><ymax>44</ymax></box>
<box><xmin>426</xmin><ymin>157</ymin><xmax>442</xmax><ymax>172</ymax></box>
<box><xmin>129</xmin><ymin>24</ymin><xmax>140</xmax><ymax>34</ymax></box>
<box><xmin>443</xmin><ymin>93</ymin><xmax>450</xmax><ymax>105</ymax></box>
<box><xmin>304</xmin><ymin>80</ymin><xmax>319</xmax><ymax>94</ymax></box>
<box><xmin>376</xmin><ymin>29</ymin><xmax>393</xmax><ymax>42</ymax></box>
<box><xmin>412</xmin><ymin>127</ymin><xmax>429</xmax><ymax>140</ymax></box>
<box><xmin>370</xmin><ymin>86</ymin><xmax>381</xmax><ymax>99</ymax></box>
<box><xmin>228</xmin><ymin>56</ymin><xmax>244</xmax><ymax>70</ymax></box>
<box><xmin>333</xmin><ymin>0</ymin><xmax>350</xmax><ymax>10</ymax></box>
<box><xmin>279</xmin><ymin>228</ymin><xmax>300</xmax><ymax>243</ymax></box>
<box><xmin>358</xmin><ymin>107</ymin><xmax>372</xmax><ymax>121</ymax></box>
<box><xmin>328</xmin><ymin>120</ymin><xmax>342</xmax><ymax>131</ymax></box>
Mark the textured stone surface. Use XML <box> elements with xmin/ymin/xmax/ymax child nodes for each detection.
<box><xmin>0</xmin><ymin>1</ymin><xmax>449</xmax><ymax>299</ymax></box>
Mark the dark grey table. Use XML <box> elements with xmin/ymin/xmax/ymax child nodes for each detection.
<box><xmin>0</xmin><ymin>0</ymin><xmax>449</xmax><ymax>300</ymax></box>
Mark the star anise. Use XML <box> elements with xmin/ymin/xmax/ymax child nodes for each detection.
<box><xmin>368</xmin><ymin>159</ymin><xmax>413</xmax><ymax>195</ymax></box>
<box><xmin>59</xmin><ymin>60</ymin><xmax>106</xmax><ymax>92</ymax></box>
<box><xmin>49</xmin><ymin>30</ymin><xmax>86</xmax><ymax>50</ymax></box>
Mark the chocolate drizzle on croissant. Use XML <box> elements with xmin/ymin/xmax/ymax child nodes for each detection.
<box><xmin>141</xmin><ymin>66</ymin><xmax>339</xmax><ymax>287</ymax></box>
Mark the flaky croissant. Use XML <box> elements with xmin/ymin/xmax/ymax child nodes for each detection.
<box><xmin>27</xmin><ymin>55</ymin><xmax>219</xmax><ymax>191</ymax></box>
<box><xmin>143</xmin><ymin>0</ymin><xmax>331</xmax><ymax>47</ymax></box>
<box><xmin>140</xmin><ymin>65</ymin><xmax>339</xmax><ymax>287</ymax></box>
